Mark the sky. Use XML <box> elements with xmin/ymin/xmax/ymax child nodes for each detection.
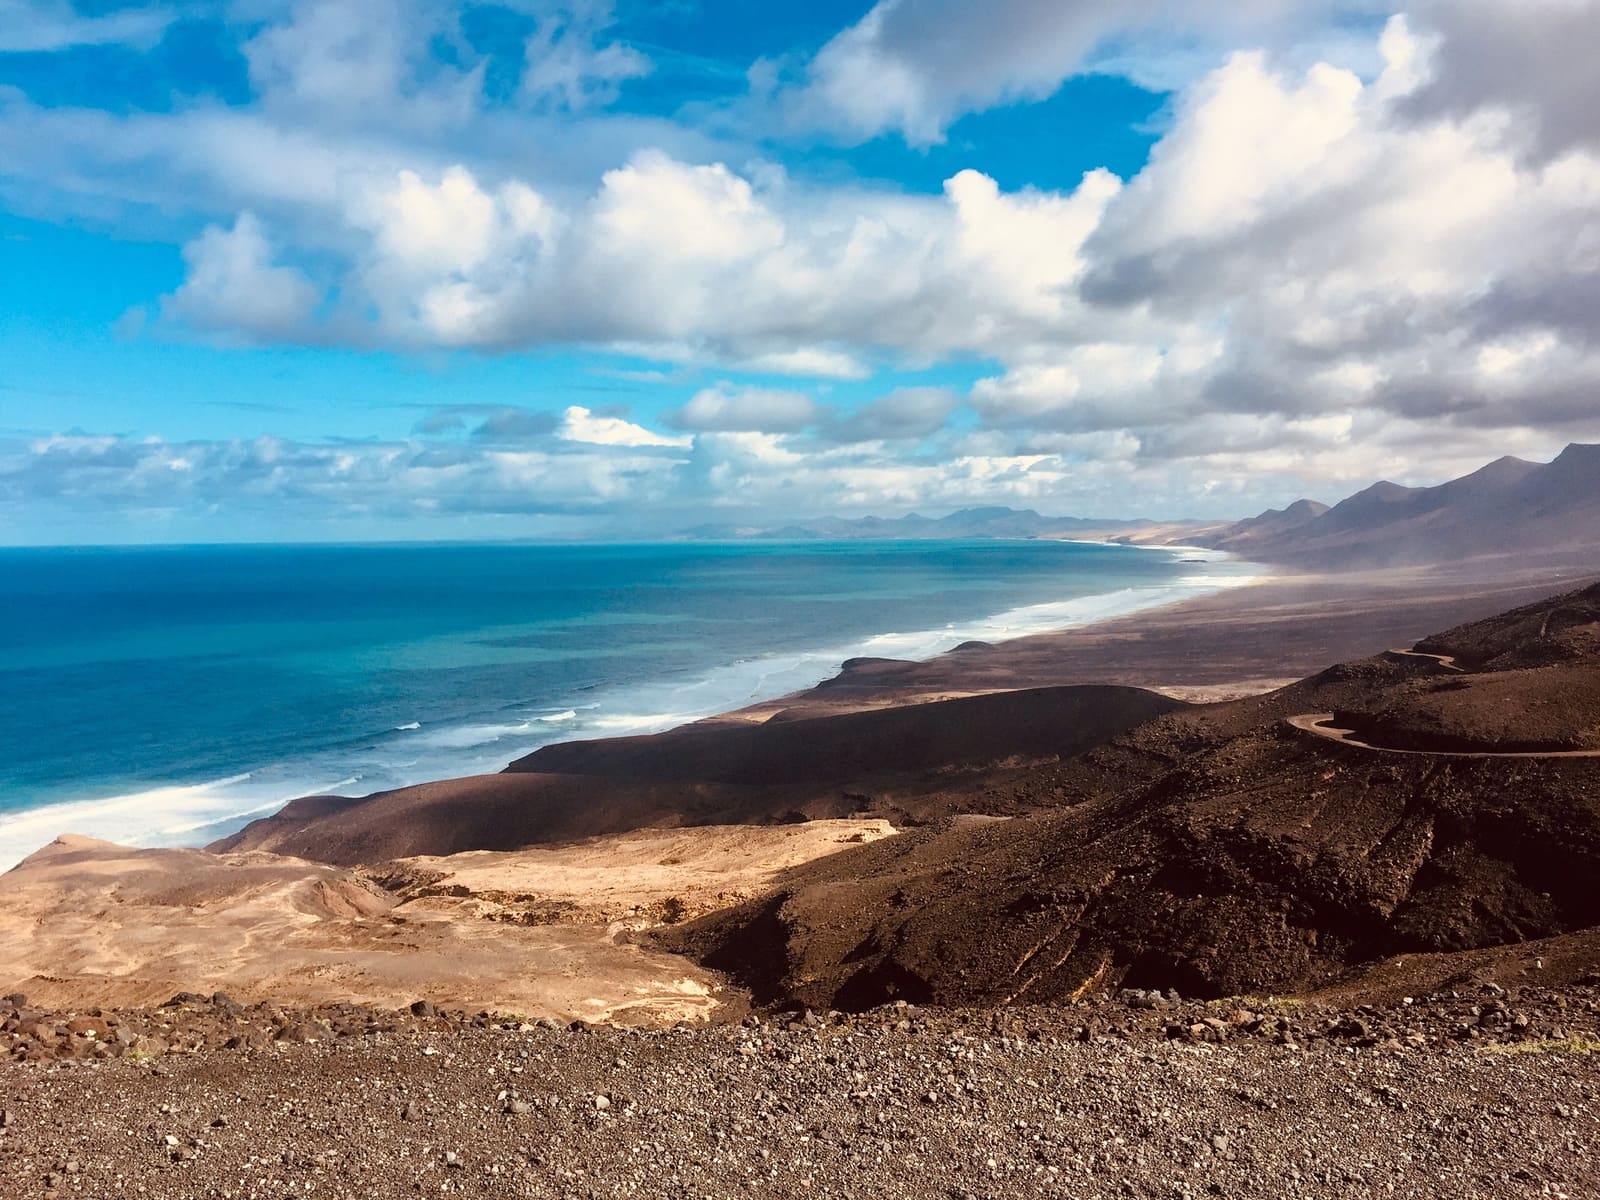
<box><xmin>1</xmin><ymin>0</ymin><xmax>1598</xmax><ymax>543</ymax></box>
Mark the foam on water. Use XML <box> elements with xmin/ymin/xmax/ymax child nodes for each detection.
<box><xmin>0</xmin><ymin>543</ymin><xmax>1261</xmax><ymax>869</ymax></box>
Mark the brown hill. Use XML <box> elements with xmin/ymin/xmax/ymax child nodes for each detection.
<box><xmin>214</xmin><ymin>685</ymin><xmax>1184</xmax><ymax>865</ymax></box>
<box><xmin>668</xmin><ymin>582</ymin><xmax>1600</xmax><ymax>1008</ymax></box>
<box><xmin>1200</xmin><ymin>443</ymin><xmax>1600</xmax><ymax>567</ymax></box>
<box><xmin>1415</xmin><ymin>579</ymin><xmax>1600</xmax><ymax>669</ymax></box>
<box><xmin>1202</xmin><ymin>497</ymin><xmax>1329</xmax><ymax>554</ymax></box>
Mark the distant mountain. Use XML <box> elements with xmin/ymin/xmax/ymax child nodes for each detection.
<box><xmin>1197</xmin><ymin>444</ymin><xmax>1600</xmax><ymax>567</ymax></box>
<box><xmin>677</xmin><ymin>507</ymin><xmax>1187</xmax><ymax>542</ymax></box>
<box><xmin>1201</xmin><ymin>497</ymin><xmax>1330</xmax><ymax>554</ymax></box>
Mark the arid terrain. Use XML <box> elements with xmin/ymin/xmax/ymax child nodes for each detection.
<box><xmin>4</xmin><ymin>990</ymin><xmax>1600</xmax><ymax>1199</ymax></box>
<box><xmin>0</xmin><ymin>820</ymin><xmax>895</xmax><ymax>1023</ymax></box>
<box><xmin>5</xmin><ymin>450</ymin><xmax>1600</xmax><ymax>1197</ymax></box>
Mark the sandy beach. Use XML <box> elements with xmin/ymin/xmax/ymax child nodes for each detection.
<box><xmin>716</xmin><ymin>555</ymin><xmax>1594</xmax><ymax>721</ymax></box>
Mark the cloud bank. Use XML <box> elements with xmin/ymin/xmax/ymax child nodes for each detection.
<box><xmin>4</xmin><ymin>1</ymin><xmax>1600</xmax><ymax>536</ymax></box>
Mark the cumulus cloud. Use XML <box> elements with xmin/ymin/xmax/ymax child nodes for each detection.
<box><xmin>163</xmin><ymin>213</ymin><xmax>321</xmax><ymax>341</ymax></box>
<box><xmin>790</xmin><ymin>0</ymin><xmax>1164</xmax><ymax>146</ymax></box>
<box><xmin>1400</xmin><ymin>0</ymin><xmax>1600</xmax><ymax>163</ymax></box>
<box><xmin>558</xmin><ymin>405</ymin><xmax>691</xmax><ymax>448</ymax></box>
<box><xmin>1065</xmin><ymin>14</ymin><xmax>1600</xmax><ymax>452</ymax></box>
<box><xmin>670</xmin><ymin>385</ymin><xmax>821</xmax><ymax>433</ymax></box>
<box><xmin>7</xmin><ymin>1</ymin><xmax>1600</xmax><ymax>530</ymax></box>
<box><xmin>139</xmin><ymin>153</ymin><xmax>1125</xmax><ymax>365</ymax></box>
<box><xmin>783</xmin><ymin>0</ymin><xmax>1392</xmax><ymax>146</ymax></box>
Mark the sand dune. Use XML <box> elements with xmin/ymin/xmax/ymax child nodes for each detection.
<box><xmin>0</xmin><ymin>821</ymin><xmax>892</xmax><ymax>1022</ymax></box>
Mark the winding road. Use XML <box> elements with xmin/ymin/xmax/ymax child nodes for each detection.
<box><xmin>1382</xmin><ymin>648</ymin><xmax>1464</xmax><ymax>672</ymax></box>
<box><xmin>1287</xmin><ymin>713</ymin><xmax>1600</xmax><ymax>759</ymax></box>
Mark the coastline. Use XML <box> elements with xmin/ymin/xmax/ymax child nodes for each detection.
<box><xmin>0</xmin><ymin>542</ymin><xmax>1254</xmax><ymax>869</ymax></box>
<box><xmin>4</xmin><ymin>546</ymin><xmax>1590</xmax><ymax>870</ymax></box>
<box><xmin>714</xmin><ymin>555</ymin><xmax>1596</xmax><ymax>722</ymax></box>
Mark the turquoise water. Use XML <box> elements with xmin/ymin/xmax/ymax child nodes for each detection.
<box><xmin>0</xmin><ymin>539</ymin><xmax>1252</xmax><ymax>864</ymax></box>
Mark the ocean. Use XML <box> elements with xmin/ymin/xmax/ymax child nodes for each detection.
<box><xmin>0</xmin><ymin>539</ymin><xmax>1255</xmax><ymax>867</ymax></box>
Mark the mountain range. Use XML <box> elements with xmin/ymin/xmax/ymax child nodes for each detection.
<box><xmin>1195</xmin><ymin>443</ymin><xmax>1600</xmax><ymax>567</ymax></box>
<box><xmin>675</xmin><ymin>443</ymin><xmax>1600</xmax><ymax>571</ymax></box>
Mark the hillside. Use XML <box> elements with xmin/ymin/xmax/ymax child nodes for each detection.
<box><xmin>669</xmin><ymin>581</ymin><xmax>1600</xmax><ymax>1009</ymax></box>
<box><xmin>1198</xmin><ymin>443</ymin><xmax>1600</xmax><ymax>566</ymax></box>
<box><xmin>214</xmin><ymin>686</ymin><xmax>1185</xmax><ymax>864</ymax></box>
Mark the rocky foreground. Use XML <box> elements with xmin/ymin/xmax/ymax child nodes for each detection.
<box><xmin>4</xmin><ymin>987</ymin><xmax>1600</xmax><ymax>1199</ymax></box>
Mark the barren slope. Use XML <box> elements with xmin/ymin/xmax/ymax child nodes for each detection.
<box><xmin>671</xmin><ymin>583</ymin><xmax>1600</xmax><ymax>1009</ymax></box>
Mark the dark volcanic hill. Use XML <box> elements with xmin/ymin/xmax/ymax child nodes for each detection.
<box><xmin>214</xmin><ymin>686</ymin><xmax>1185</xmax><ymax>864</ymax></box>
<box><xmin>667</xmin><ymin>580</ymin><xmax>1600</xmax><ymax>1009</ymax></box>
<box><xmin>1198</xmin><ymin>443</ymin><xmax>1600</xmax><ymax>567</ymax></box>
<box><xmin>218</xmin><ymin>579</ymin><xmax>1600</xmax><ymax>1009</ymax></box>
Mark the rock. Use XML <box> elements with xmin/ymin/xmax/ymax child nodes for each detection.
<box><xmin>593</xmin><ymin>1095</ymin><xmax>611</xmax><ymax>1112</ymax></box>
<box><xmin>2</xmin><ymin>993</ymin><xmax>26</xmax><ymax>1009</ymax></box>
<box><xmin>505</xmin><ymin>1099</ymin><xmax>534</xmax><ymax>1115</ymax></box>
<box><xmin>400</xmin><ymin>1101</ymin><xmax>423</xmax><ymax>1121</ymax></box>
<box><xmin>0</xmin><ymin>1108</ymin><xmax>13</xmax><ymax>1128</ymax></box>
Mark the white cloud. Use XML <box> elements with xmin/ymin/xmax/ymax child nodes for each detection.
<box><xmin>557</xmin><ymin>406</ymin><xmax>690</xmax><ymax>448</ymax></box>
<box><xmin>784</xmin><ymin>0</ymin><xmax>1392</xmax><ymax>146</ymax></box>
<box><xmin>163</xmin><ymin>213</ymin><xmax>320</xmax><ymax>341</ymax></box>
<box><xmin>520</xmin><ymin>0</ymin><xmax>651</xmax><ymax>111</ymax></box>
<box><xmin>736</xmin><ymin>348</ymin><xmax>871</xmax><ymax>381</ymax></box>
<box><xmin>671</xmin><ymin>385</ymin><xmax>820</xmax><ymax>433</ymax></box>
<box><xmin>118</xmin><ymin>11</ymin><xmax>1600</xmax><ymax>497</ymax></box>
<box><xmin>0</xmin><ymin>1</ymin><xmax>172</xmax><ymax>52</ymax></box>
<box><xmin>242</xmin><ymin>0</ymin><xmax>484</xmax><ymax>128</ymax></box>
<box><xmin>792</xmin><ymin>0</ymin><xmax>1163</xmax><ymax>146</ymax></box>
<box><xmin>8</xmin><ymin>2</ymin><xmax>1600</xmax><ymax>528</ymax></box>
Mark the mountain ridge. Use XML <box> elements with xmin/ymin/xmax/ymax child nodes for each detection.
<box><xmin>1196</xmin><ymin>443</ymin><xmax>1600</xmax><ymax>566</ymax></box>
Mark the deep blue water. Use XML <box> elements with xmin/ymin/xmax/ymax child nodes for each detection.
<box><xmin>0</xmin><ymin>539</ymin><xmax>1250</xmax><ymax>863</ymax></box>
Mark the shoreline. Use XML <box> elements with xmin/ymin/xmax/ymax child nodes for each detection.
<box><xmin>4</xmin><ymin>547</ymin><xmax>1592</xmax><ymax>870</ymax></box>
<box><xmin>0</xmin><ymin>542</ymin><xmax>1255</xmax><ymax>869</ymax></box>
<box><xmin>712</xmin><ymin>555</ymin><xmax>1598</xmax><ymax>723</ymax></box>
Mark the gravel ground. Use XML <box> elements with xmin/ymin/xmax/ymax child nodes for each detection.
<box><xmin>3</xmin><ymin>998</ymin><xmax>1598</xmax><ymax>1200</ymax></box>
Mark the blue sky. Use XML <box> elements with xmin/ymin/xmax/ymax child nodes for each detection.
<box><xmin>2</xmin><ymin>0</ymin><xmax>1598</xmax><ymax>542</ymax></box>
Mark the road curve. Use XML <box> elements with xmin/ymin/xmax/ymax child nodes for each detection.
<box><xmin>1383</xmin><ymin>648</ymin><xmax>1464</xmax><ymax>672</ymax></box>
<box><xmin>1287</xmin><ymin>713</ymin><xmax>1600</xmax><ymax>759</ymax></box>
